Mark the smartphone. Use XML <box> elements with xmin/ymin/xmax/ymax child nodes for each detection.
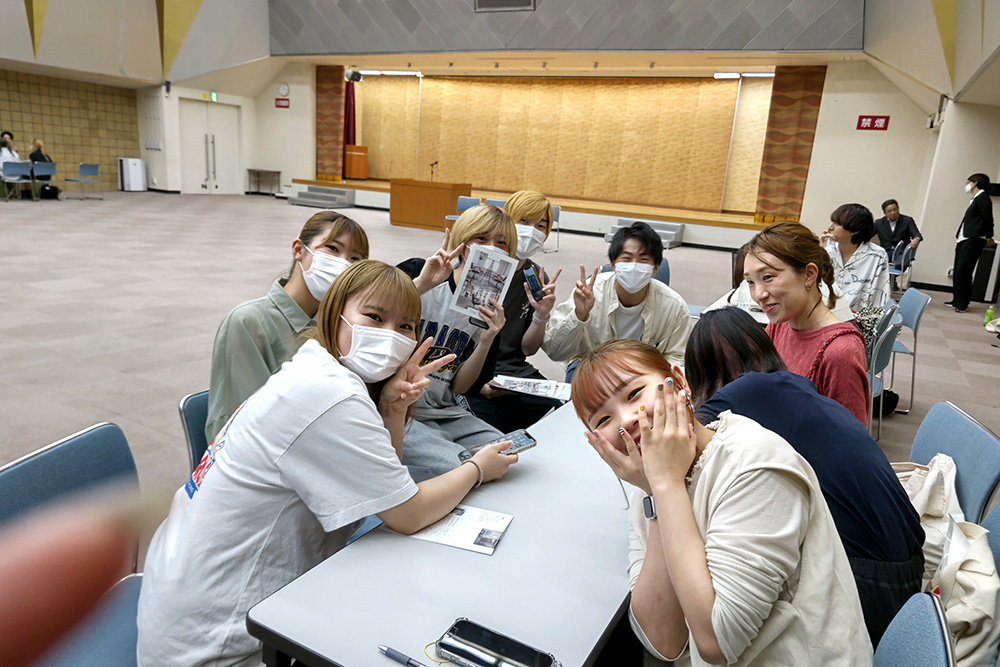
<box><xmin>458</xmin><ymin>429</ymin><xmax>536</xmax><ymax>461</ymax></box>
<box><xmin>437</xmin><ymin>618</ymin><xmax>556</xmax><ymax>667</ymax></box>
<box><xmin>523</xmin><ymin>266</ymin><xmax>545</xmax><ymax>302</ymax></box>
<box><xmin>469</xmin><ymin>316</ymin><xmax>488</xmax><ymax>329</ymax></box>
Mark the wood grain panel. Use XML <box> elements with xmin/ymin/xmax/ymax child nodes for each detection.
<box><xmin>723</xmin><ymin>77</ymin><xmax>773</xmax><ymax>214</ymax></box>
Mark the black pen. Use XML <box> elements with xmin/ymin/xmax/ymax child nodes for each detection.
<box><xmin>378</xmin><ymin>644</ymin><xmax>426</xmax><ymax>667</ymax></box>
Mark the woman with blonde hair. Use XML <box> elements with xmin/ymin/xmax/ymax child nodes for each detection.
<box><xmin>139</xmin><ymin>260</ymin><xmax>518</xmax><ymax>667</ymax></box>
<box><xmin>573</xmin><ymin>339</ymin><xmax>871</xmax><ymax>666</ymax></box>
<box><xmin>205</xmin><ymin>211</ymin><xmax>369</xmax><ymax>441</ymax></box>
<box><xmin>744</xmin><ymin>221</ymin><xmax>869</xmax><ymax>424</ymax></box>
<box><xmin>399</xmin><ymin>204</ymin><xmax>517</xmax><ymax>478</ymax></box>
<box><xmin>466</xmin><ymin>191</ymin><xmax>563</xmax><ymax>430</ymax></box>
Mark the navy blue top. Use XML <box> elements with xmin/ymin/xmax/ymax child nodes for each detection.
<box><xmin>698</xmin><ymin>371</ymin><xmax>923</xmax><ymax>562</ymax></box>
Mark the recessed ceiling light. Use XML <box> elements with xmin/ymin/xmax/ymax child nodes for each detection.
<box><xmin>713</xmin><ymin>72</ymin><xmax>740</xmax><ymax>79</ymax></box>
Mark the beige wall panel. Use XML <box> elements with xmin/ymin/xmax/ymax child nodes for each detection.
<box><xmin>723</xmin><ymin>78</ymin><xmax>773</xmax><ymax>213</ymax></box>
<box><xmin>361</xmin><ymin>77</ymin><xmax>419</xmax><ymax>180</ymax></box>
<box><xmin>359</xmin><ymin>76</ymin><xmax>749</xmax><ymax>209</ymax></box>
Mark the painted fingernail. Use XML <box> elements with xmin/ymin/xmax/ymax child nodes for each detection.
<box><xmin>619</xmin><ymin>427</ymin><xmax>626</xmax><ymax>435</ymax></box>
<box><xmin>639</xmin><ymin>404</ymin><xmax>645</xmax><ymax>411</ymax></box>
<box><xmin>666</xmin><ymin>378</ymin><xmax>674</xmax><ymax>387</ymax></box>
<box><xmin>657</xmin><ymin>383</ymin><xmax>664</xmax><ymax>392</ymax></box>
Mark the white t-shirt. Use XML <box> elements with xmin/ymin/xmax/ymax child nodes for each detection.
<box><xmin>614</xmin><ymin>300</ymin><xmax>646</xmax><ymax>341</ymax></box>
<box><xmin>137</xmin><ymin>339</ymin><xmax>418</xmax><ymax>667</ymax></box>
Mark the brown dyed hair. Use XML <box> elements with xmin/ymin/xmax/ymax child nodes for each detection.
<box><xmin>571</xmin><ymin>339</ymin><xmax>682</xmax><ymax>428</ymax></box>
<box><xmin>746</xmin><ymin>221</ymin><xmax>837</xmax><ymax>309</ymax></box>
<box><xmin>287</xmin><ymin>212</ymin><xmax>370</xmax><ymax>278</ymax></box>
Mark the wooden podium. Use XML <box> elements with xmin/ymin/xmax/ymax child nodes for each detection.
<box><xmin>390</xmin><ymin>179</ymin><xmax>472</xmax><ymax>231</ymax></box>
<box><xmin>343</xmin><ymin>145</ymin><xmax>367</xmax><ymax>180</ymax></box>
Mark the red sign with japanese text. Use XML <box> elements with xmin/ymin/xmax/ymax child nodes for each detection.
<box><xmin>857</xmin><ymin>115</ymin><xmax>889</xmax><ymax>130</ymax></box>
<box><xmin>275</xmin><ymin>98</ymin><xmax>290</xmax><ymax>108</ymax></box>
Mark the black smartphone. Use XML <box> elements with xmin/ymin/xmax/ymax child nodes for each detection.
<box><xmin>437</xmin><ymin>618</ymin><xmax>556</xmax><ymax>667</ymax></box>
<box><xmin>458</xmin><ymin>429</ymin><xmax>536</xmax><ymax>461</ymax></box>
<box><xmin>523</xmin><ymin>265</ymin><xmax>545</xmax><ymax>302</ymax></box>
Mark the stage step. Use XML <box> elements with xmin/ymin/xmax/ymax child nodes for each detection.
<box><xmin>603</xmin><ymin>218</ymin><xmax>685</xmax><ymax>249</ymax></box>
<box><xmin>288</xmin><ymin>185</ymin><xmax>356</xmax><ymax>209</ymax></box>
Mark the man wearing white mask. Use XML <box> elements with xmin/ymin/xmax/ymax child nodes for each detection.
<box><xmin>544</xmin><ymin>221</ymin><xmax>691</xmax><ymax>374</ymax></box>
<box><xmin>205</xmin><ymin>212</ymin><xmax>368</xmax><ymax>442</ymax></box>
<box><xmin>466</xmin><ymin>191</ymin><xmax>564</xmax><ymax>430</ymax></box>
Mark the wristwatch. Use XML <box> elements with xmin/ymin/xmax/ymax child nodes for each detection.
<box><xmin>642</xmin><ymin>495</ymin><xmax>656</xmax><ymax>520</ymax></box>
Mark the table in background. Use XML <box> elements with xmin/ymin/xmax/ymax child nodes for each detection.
<box><xmin>248</xmin><ymin>169</ymin><xmax>281</xmax><ymax>195</ymax></box>
<box><xmin>247</xmin><ymin>403</ymin><xmax>631</xmax><ymax>667</ymax></box>
<box><xmin>389</xmin><ymin>179</ymin><xmax>471</xmax><ymax>231</ymax></box>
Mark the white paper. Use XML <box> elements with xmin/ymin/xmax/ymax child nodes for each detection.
<box><xmin>939</xmin><ymin>517</ymin><xmax>971</xmax><ymax>571</ymax></box>
<box><xmin>449</xmin><ymin>245</ymin><xmax>518</xmax><ymax>320</ymax></box>
<box><xmin>491</xmin><ymin>375</ymin><xmax>571</xmax><ymax>401</ymax></box>
<box><xmin>405</xmin><ymin>505</ymin><xmax>514</xmax><ymax>555</ymax></box>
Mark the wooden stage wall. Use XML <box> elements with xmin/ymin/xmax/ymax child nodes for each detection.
<box><xmin>356</xmin><ymin>76</ymin><xmax>773</xmax><ymax>214</ymax></box>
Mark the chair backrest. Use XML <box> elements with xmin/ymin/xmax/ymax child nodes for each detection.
<box><xmin>980</xmin><ymin>502</ymin><xmax>1000</xmax><ymax>576</ymax></box>
<box><xmin>654</xmin><ymin>259</ymin><xmax>670</xmax><ymax>285</ymax></box>
<box><xmin>456</xmin><ymin>196</ymin><xmax>480</xmax><ymax>213</ymax></box>
<box><xmin>4</xmin><ymin>160</ymin><xmax>32</xmax><ymax>177</ymax></box>
<box><xmin>899</xmin><ymin>244</ymin><xmax>916</xmax><ymax>270</ymax></box>
<box><xmin>551</xmin><ymin>205</ymin><xmax>561</xmax><ymax>223</ymax></box>
<box><xmin>874</xmin><ymin>304</ymin><xmax>898</xmax><ymax>343</ymax></box>
<box><xmin>80</xmin><ymin>163</ymin><xmax>100</xmax><ymax>177</ymax></box>
<box><xmin>179</xmin><ymin>390</ymin><xmax>210</xmax><ymax>473</ymax></box>
<box><xmin>891</xmin><ymin>240</ymin><xmax>906</xmax><ymax>266</ymax></box>
<box><xmin>870</xmin><ymin>320</ymin><xmax>901</xmax><ymax>379</ymax></box>
<box><xmin>0</xmin><ymin>423</ymin><xmax>138</xmax><ymax>528</ymax></box>
<box><xmin>484</xmin><ymin>197</ymin><xmax>506</xmax><ymax>208</ymax></box>
<box><xmin>33</xmin><ymin>161</ymin><xmax>57</xmax><ymax>177</ymax></box>
<box><xmin>874</xmin><ymin>592</ymin><xmax>954</xmax><ymax>667</ymax></box>
<box><xmin>897</xmin><ymin>288</ymin><xmax>931</xmax><ymax>335</ymax></box>
<box><xmin>911</xmin><ymin>402</ymin><xmax>1000</xmax><ymax>522</ymax></box>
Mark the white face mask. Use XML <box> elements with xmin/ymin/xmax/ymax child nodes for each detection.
<box><xmin>338</xmin><ymin>316</ymin><xmax>417</xmax><ymax>383</ymax></box>
<box><xmin>515</xmin><ymin>225</ymin><xmax>546</xmax><ymax>260</ymax></box>
<box><xmin>614</xmin><ymin>262</ymin><xmax>655</xmax><ymax>294</ymax></box>
<box><xmin>299</xmin><ymin>247</ymin><xmax>351</xmax><ymax>300</ymax></box>
<box><xmin>965</xmin><ymin>182</ymin><xmax>974</xmax><ymax>194</ymax></box>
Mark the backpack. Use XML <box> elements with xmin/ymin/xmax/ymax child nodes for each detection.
<box><xmin>39</xmin><ymin>184</ymin><xmax>60</xmax><ymax>199</ymax></box>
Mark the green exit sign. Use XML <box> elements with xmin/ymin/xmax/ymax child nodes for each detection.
<box><xmin>210</xmin><ymin>91</ymin><xmax>218</xmax><ymax>102</ymax></box>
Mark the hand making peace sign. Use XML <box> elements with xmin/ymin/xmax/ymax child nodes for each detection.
<box><xmin>414</xmin><ymin>228</ymin><xmax>465</xmax><ymax>294</ymax></box>
<box><xmin>574</xmin><ymin>265</ymin><xmax>600</xmax><ymax>322</ymax></box>
<box><xmin>379</xmin><ymin>337</ymin><xmax>456</xmax><ymax>415</ymax></box>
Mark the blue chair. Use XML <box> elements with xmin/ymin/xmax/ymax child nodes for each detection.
<box><xmin>347</xmin><ymin>515</ymin><xmax>383</xmax><ymax>545</ymax></box>
<box><xmin>873</xmin><ymin>592</ymin><xmax>954</xmax><ymax>666</ymax></box>
<box><xmin>179</xmin><ymin>390</ymin><xmax>210</xmax><ymax>472</ymax></box>
<box><xmin>654</xmin><ymin>259</ymin><xmax>670</xmax><ymax>285</ymax></box>
<box><xmin>980</xmin><ymin>501</ymin><xmax>1000</xmax><ymax>579</ymax></box>
<box><xmin>888</xmin><ymin>244</ymin><xmax>916</xmax><ymax>298</ymax></box>
<box><xmin>33</xmin><ymin>573</ymin><xmax>143</xmax><ymax>667</ymax></box>
<box><xmin>65</xmin><ymin>162</ymin><xmax>102</xmax><ymax>200</ymax></box>
<box><xmin>888</xmin><ymin>288</ymin><xmax>931</xmax><ymax>415</ymax></box>
<box><xmin>2</xmin><ymin>160</ymin><xmax>35</xmax><ymax>201</ymax></box>
<box><xmin>445</xmin><ymin>195</ymin><xmax>482</xmax><ymax>226</ymax></box>
<box><xmin>869</xmin><ymin>320</ymin><xmax>902</xmax><ymax>440</ymax></box>
<box><xmin>33</xmin><ymin>160</ymin><xmax>57</xmax><ymax>185</ymax></box>
<box><xmin>484</xmin><ymin>197</ymin><xmax>506</xmax><ymax>208</ymax></box>
<box><xmin>911</xmin><ymin>402</ymin><xmax>1000</xmax><ymax>523</ymax></box>
<box><xmin>0</xmin><ymin>422</ymin><xmax>139</xmax><ymax>531</ymax></box>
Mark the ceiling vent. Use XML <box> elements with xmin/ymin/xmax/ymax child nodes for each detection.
<box><xmin>475</xmin><ymin>0</ymin><xmax>534</xmax><ymax>12</ymax></box>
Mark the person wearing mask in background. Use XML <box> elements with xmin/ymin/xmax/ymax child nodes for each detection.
<box><xmin>819</xmin><ymin>203</ymin><xmax>890</xmax><ymax>313</ymax></box>
<box><xmin>205</xmin><ymin>212</ymin><xmax>369</xmax><ymax>442</ymax></box>
<box><xmin>947</xmin><ymin>173</ymin><xmax>995</xmax><ymax>313</ymax></box>
<box><xmin>874</xmin><ymin>199</ymin><xmax>922</xmax><ymax>257</ymax></box>
<box><xmin>466</xmin><ymin>191</ymin><xmax>563</xmax><ymax>431</ymax></box>
<box><xmin>544</xmin><ymin>221</ymin><xmax>690</xmax><ymax>375</ymax></box>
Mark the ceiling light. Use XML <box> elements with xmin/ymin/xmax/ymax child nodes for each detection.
<box><xmin>378</xmin><ymin>70</ymin><xmax>420</xmax><ymax>76</ymax></box>
<box><xmin>358</xmin><ymin>70</ymin><xmax>382</xmax><ymax>76</ymax></box>
<box><xmin>713</xmin><ymin>72</ymin><xmax>740</xmax><ymax>79</ymax></box>
<box><xmin>741</xmin><ymin>72</ymin><xmax>775</xmax><ymax>78</ymax></box>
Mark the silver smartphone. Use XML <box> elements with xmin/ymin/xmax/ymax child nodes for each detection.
<box><xmin>458</xmin><ymin>429</ymin><xmax>536</xmax><ymax>461</ymax></box>
<box><xmin>437</xmin><ymin>618</ymin><xmax>556</xmax><ymax>667</ymax></box>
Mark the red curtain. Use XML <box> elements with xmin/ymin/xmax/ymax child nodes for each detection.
<box><xmin>343</xmin><ymin>80</ymin><xmax>356</xmax><ymax>147</ymax></box>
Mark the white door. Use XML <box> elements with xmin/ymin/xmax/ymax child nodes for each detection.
<box><xmin>179</xmin><ymin>99</ymin><xmax>242</xmax><ymax>195</ymax></box>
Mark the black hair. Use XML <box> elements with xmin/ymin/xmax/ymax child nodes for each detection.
<box><xmin>608</xmin><ymin>221</ymin><xmax>663</xmax><ymax>266</ymax></box>
<box><xmin>831</xmin><ymin>203</ymin><xmax>876</xmax><ymax>245</ymax></box>
<box><xmin>0</xmin><ymin>130</ymin><xmax>12</xmax><ymax>141</ymax></box>
<box><xmin>881</xmin><ymin>199</ymin><xmax>898</xmax><ymax>212</ymax></box>
<box><xmin>684</xmin><ymin>307</ymin><xmax>787</xmax><ymax>414</ymax></box>
<box><xmin>968</xmin><ymin>173</ymin><xmax>990</xmax><ymax>191</ymax></box>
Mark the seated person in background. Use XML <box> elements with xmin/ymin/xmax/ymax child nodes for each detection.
<box><xmin>466</xmin><ymin>191</ymin><xmax>563</xmax><ymax>431</ymax></box>
<box><xmin>0</xmin><ymin>130</ymin><xmax>19</xmax><ymax>160</ymax></box>
<box><xmin>686</xmin><ymin>307</ymin><xmax>924</xmax><ymax>647</ymax></box>
<box><xmin>574</xmin><ymin>339</ymin><xmax>872</xmax><ymax>666</ymax></box>
<box><xmin>398</xmin><ymin>205</ymin><xmax>515</xmax><ymax>479</ymax></box>
<box><xmin>745</xmin><ymin>221</ymin><xmax>870</xmax><ymax>424</ymax></box>
<box><xmin>820</xmin><ymin>203</ymin><xmax>890</xmax><ymax>312</ymax></box>
<box><xmin>138</xmin><ymin>261</ymin><xmax>519</xmax><ymax>667</ymax></box>
<box><xmin>543</xmin><ymin>221</ymin><xmax>690</xmax><ymax>371</ymax></box>
<box><xmin>205</xmin><ymin>211</ymin><xmax>368</xmax><ymax>441</ymax></box>
<box><xmin>874</xmin><ymin>198</ymin><xmax>922</xmax><ymax>258</ymax></box>
<box><xmin>29</xmin><ymin>139</ymin><xmax>53</xmax><ymax>181</ymax></box>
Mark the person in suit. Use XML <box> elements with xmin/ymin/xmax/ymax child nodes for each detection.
<box><xmin>874</xmin><ymin>199</ymin><xmax>922</xmax><ymax>259</ymax></box>
<box><xmin>948</xmin><ymin>173</ymin><xmax>995</xmax><ymax>313</ymax></box>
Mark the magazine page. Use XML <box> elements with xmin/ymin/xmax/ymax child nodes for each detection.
<box><xmin>449</xmin><ymin>245</ymin><xmax>518</xmax><ymax>320</ymax></box>
<box><xmin>403</xmin><ymin>505</ymin><xmax>514</xmax><ymax>556</ymax></box>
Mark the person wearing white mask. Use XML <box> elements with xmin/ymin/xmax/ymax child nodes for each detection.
<box><xmin>948</xmin><ymin>173</ymin><xmax>995</xmax><ymax>313</ymax></box>
<box><xmin>466</xmin><ymin>191</ymin><xmax>564</xmax><ymax>430</ymax></box>
<box><xmin>138</xmin><ymin>260</ymin><xmax>518</xmax><ymax>667</ymax></box>
<box><xmin>544</xmin><ymin>221</ymin><xmax>691</xmax><ymax>375</ymax></box>
<box><xmin>204</xmin><ymin>211</ymin><xmax>369</xmax><ymax>442</ymax></box>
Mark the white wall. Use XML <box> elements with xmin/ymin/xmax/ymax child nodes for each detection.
<box><xmin>167</xmin><ymin>0</ymin><xmax>270</xmax><ymax>82</ymax></box>
<box><xmin>252</xmin><ymin>63</ymin><xmax>316</xmax><ymax>191</ymax></box>
<box><xmin>801</xmin><ymin>61</ymin><xmax>935</xmax><ymax>237</ymax></box>
<box><xmin>916</xmin><ymin>101</ymin><xmax>1000</xmax><ymax>286</ymax></box>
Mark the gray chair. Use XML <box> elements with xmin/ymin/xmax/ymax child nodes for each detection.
<box><xmin>484</xmin><ymin>197</ymin><xmax>506</xmax><ymax>208</ymax></box>
<box><xmin>2</xmin><ymin>160</ymin><xmax>35</xmax><ymax>201</ymax></box>
<box><xmin>179</xmin><ymin>390</ymin><xmax>210</xmax><ymax>473</ymax></box>
<box><xmin>868</xmin><ymin>320</ymin><xmax>902</xmax><ymax>440</ymax></box>
<box><xmin>873</xmin><ymin>592</ymin><xmax>955</xmax><ymax>666</ymax></box>
<box><xmin>33</xmin><ymin>160</ymin><xmax>57</xmax><ymax>186</ymax></box>
<box><xmin>543</xmin><ymin>204</ymin><xmax>562</xmax><ymax>253</ymax></box>
<box><xmin>65</xmin><ymin>162</ymin><xmax>103</xmax><ymax>200</ymax></box>
<box><xmin>911</xmin><ymin>402</ymin><xmax>1000</xmax><ymax>523</ymax></box>
<box><xmin>889</xmin><ymin>288</ymin><xmax>931</xmax><ymax>415</ymax></box>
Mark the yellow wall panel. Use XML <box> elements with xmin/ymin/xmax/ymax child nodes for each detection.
<box><xmin>723</xmin><ymin>77</ymin><xmax>772</xmax><ymax>213</ymax></box>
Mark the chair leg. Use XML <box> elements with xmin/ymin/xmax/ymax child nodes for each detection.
<box><xmin>896</xmin><ymin>350</ymin><xmax>916</xmax><ymax>415</ymax></box>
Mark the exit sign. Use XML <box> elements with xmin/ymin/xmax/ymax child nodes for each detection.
<box><xmin>857</xmin><ymin>115</ymin><xmax>889</xmax><ymax>130</ymax></box>
<box><xmin>275</xmin><ymin>98</ymin><xmax>290</xmax><ymax>108</ymax></box>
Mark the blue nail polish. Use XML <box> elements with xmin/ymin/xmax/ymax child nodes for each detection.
<box><xmin>666</xmin><ymin>378</ymin><xmax>674</xmax><ymax>387</ymax></box>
